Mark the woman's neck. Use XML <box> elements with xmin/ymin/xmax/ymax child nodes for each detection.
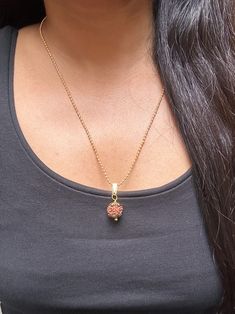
<box><xmin>42</xmin><ymin>0</ymin><xmax>154</xmax><ymax>73</ymax></box>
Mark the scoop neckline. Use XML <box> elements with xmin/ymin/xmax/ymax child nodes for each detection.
<box><xmin>7</xmin><ymin>25</ymin><xmax>193</xmax><ymax>198</ymax></box>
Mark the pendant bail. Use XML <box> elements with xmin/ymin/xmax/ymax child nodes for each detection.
<box><xmin>112</xmin><ymin>183</ymin><xmax>118</xmax><ymax>202</ymax></box>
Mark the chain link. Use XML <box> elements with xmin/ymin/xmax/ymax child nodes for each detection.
<box><xmin>39</xmin><ymin>16</ymin><xmax>165</xmax><ymax>188</ymax></box>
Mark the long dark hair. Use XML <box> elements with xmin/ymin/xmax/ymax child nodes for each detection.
<box><xmin>0</xmin><ymin>0</ymin><xmax>234</xmax><ymax>312</ymax></box>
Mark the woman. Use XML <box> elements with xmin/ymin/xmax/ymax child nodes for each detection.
<box><xmin>0</xmin><ymin>0</ymin><xmax>234</xmax><ymax>313</ymax></box>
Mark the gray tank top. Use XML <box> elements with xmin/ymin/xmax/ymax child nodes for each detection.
<box><xmin>0</xmin><ymin>25</ymin><xmax>223</xmax><ymax>314</ymax></box>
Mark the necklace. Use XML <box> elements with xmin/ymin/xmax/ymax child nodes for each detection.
<box><xmin>39</xmin><ymin>16</ymin><xmax>165</xmax><ymax>222</ymax></box>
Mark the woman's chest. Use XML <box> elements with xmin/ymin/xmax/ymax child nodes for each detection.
<box><xmin>13</xmin><ymin>29</ymin><xmax>192</xmax><ymax>193</ymax></box>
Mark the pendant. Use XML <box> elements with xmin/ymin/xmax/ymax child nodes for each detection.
<box><xmin>107</xmin><ymin>183</ymin><xmax>123</xmax><ymax>221</ymax></box>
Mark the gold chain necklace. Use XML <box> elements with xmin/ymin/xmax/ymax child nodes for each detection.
<box><xmin>39</xmin><ymin>16</ymin><xmax>165</xmax><ymax>222</ymax></box>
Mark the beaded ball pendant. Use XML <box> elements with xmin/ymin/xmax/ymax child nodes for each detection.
<box><xmin>106</xmin><ymin>183</ymin><xmax>123</xmax><ymax>221</ymax></box>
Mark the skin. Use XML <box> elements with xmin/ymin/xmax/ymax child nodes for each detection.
<box><xmin>13</xmin><ymin>0</ymin><xmax>192</xmax><ymax>191</ymax></box>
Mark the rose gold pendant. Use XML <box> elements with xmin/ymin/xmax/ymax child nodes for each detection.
<box><xmin>107</xmin><ymin>183</ymin><xmax>123</xmax><ymax>221</ymax></box>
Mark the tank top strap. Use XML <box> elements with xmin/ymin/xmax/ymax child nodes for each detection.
<box><xmin>0</xmin><ymin>25</ymin><xmax>18</xmax><ymax>141</ymax></box>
